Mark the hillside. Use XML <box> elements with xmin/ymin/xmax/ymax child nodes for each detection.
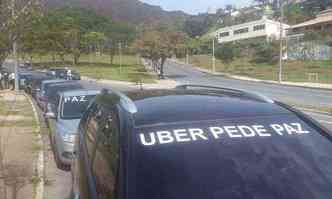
<box><xmin>45</xmin><ymin>0</ymin><xmax>189</xmax><ymax>27</ymax></box>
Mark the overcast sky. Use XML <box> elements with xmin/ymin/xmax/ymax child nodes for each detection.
<box><xmin>140</xmin><ymin>0</ymin><xmax>253</xmax><ymax>14</ymax></box>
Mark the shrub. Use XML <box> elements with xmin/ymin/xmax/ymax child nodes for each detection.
<box><xmin>215</xmin><ymin>44</ymin><xmax>235</xmax><ymax>65</ymax></box>
<box><xmin>251</xmin><ymin>41</ymin><xmax>279</xmax><ymax>64</ymax></box>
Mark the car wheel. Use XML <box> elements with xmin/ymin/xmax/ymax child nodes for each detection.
<box><xmin>52</xmin><ymin>136</ymin><xmax>68</xmax><ymax>171</ymax></box>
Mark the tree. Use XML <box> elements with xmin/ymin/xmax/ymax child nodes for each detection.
<box><xmin>183</xmin><ymin>15</ymin><xmax>212</xmax><ymax>38</ymax></box>
<box><xmin>0</xmin><ymin>0</ymin><xmax>42</xmax><ymax>66</ymax></box>
<box><xmin>215</xmin><ymin>44</ymin><xmax>235</xmax><ymax>66</ymax></box>
<box><xmin>0</xmin><ymin>32</ymin><xmax>11</xmax><ymax>69</ymax></box>
<box><xmin>104</xmin><ymin>22</ymin><xmax>137</xmax><ymax>64</ymax></box>
<box><xmin>134</xmin><ymin>28</ymin><xmax>186</xmax><ymax>79</ymax></box>
<box><xmin>251</xmin><ymin>41</ymin><xmax>279</xmax><ymax>64</ymax></box>
<box><xmin>304</xmin><ymin>0</ymin><xmax>332</xmax><ymax>12</ymax></box>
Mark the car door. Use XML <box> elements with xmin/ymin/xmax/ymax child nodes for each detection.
<box><xmin>92</xmin><ymin>107</ymin><xmax>120</xmax><ymax>199</ymax></box>
<box><xmin>78</xmin><ymin>103</ymin><xmax>100</xmax><ymax>199</ymax></box>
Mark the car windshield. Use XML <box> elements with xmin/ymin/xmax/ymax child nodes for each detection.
<box><xmin>46</xmin><ymin>84</ymin><xmax>83</xmax><ymax>102</ymax></box>
<box><xmin>131</xmin><ymin>114</ymin><xmax>332</xmax><ymax>199</ymax></box>
<box><xmin>61</xmin><ymin>95</ymin><xmax>96</xmax><ymax>119</ymax></box>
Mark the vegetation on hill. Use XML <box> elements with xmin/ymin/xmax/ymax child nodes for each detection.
<box><xmin>45</xmin><ymin>0</ymin><xmax>189</xmax><ymax>30</ymax></box>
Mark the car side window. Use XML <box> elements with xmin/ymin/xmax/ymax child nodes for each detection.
<box><xmin>92</xmin><ymin>108</ymin><xmax>120</xmax><ymax>199</ymax></box>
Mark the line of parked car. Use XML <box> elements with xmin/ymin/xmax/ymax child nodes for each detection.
<box><xmin>19</xmin><ymin>67</ymin><xmax>332</xmax><ymax>199</ymax></box>
<box><xmin>21</xmin><ymin>68</ymin><xmax>103</xmax><ymax>170</ymax></box>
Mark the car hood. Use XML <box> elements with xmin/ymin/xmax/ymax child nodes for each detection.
<box><xmin>56</xmin><ymin>119</ymin><xmax>81</xmax><ymax>135</ymax></box>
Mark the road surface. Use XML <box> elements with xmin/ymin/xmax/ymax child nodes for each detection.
<box><xmin>164</xmin><ymin>60</ymin><xmax>332</xmax><ymax>131</ymax></box>
<box><xmin>164</xmin><ymin>60</ymin><xmax>332</xmax><ymax>109</ymax></box>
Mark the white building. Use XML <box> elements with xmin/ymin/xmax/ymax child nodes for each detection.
<box><xmin>214</xmin><ymin>17</ymin><xmax>290</xmax><ymax>43</ymax></box>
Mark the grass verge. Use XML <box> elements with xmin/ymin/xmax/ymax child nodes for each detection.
<box><xmin>181</xmin><ymin>55</ymin><xmax>332</xmax><ymax>84</ymax></box>
<box><xmin>31</xmin><ymin>54</ymin><xmax>156</xmax><ymax>83</ymax></box>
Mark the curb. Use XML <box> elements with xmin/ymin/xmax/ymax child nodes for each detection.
<box><xmin>295</xmin><ymin>107</ymin><xmax>332</xmax><ymax>117</ymax></box>
<box><xmin>24</xmin><ymin>93</ymin><xmax>44</xmax><ymax>199</ymax></box>
<box><xmin>82</xmin><ymin>76</ymin><xmax>178</xmax><ymax>90</ymax></box>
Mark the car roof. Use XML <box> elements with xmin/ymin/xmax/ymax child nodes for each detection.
<box><xmin>115</xmin><ymin>89</ymin><xmax>291</xmax><ymax>127</ymax></box>
<box><xmin>47</xmin><ymin>81</ymin><xmax>82</xmax><ymax>90</ymax></box>
<box><xmin>42</xmin><ymin>79</ymin><xmax>68</xmax><ymax>85</ymax></box>
<box><xmin>60</xmin><ymin>89</ymin><xmax>101</xmax><ymax>97</ymax></box>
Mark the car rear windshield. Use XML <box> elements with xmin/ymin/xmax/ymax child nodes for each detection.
<box><xmin>46</xmin><ymin>84</ymin><xmax>83</xmax><ymax>102</ymax></box>
<box><xmin>130</xmin><ymin>114</ymin><xmax>332</xmax><ymax>199</ymax></box>
<box><xmin>61</xmin><ymin>95</ymin><xmax>96</xmax><ymax>119</ymax></box>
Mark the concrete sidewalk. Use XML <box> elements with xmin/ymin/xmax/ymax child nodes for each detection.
<box><xmin>0</xmin><ymin>91</ymin><xmax>38</xmax><ymax>199</ymax></box>
<box><xmin>171</xmin><ymin>59</ymin><xmax>332</xmax><ymax>90</ymax></box>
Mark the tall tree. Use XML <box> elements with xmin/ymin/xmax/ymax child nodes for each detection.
<box><xmin>104</xmin><ymin>22</ymin><xmax>137</xmax><ymax>64</ymax></box>
<box><xmin>183</xmin><ymin>15</ymin><xmax>213</xmax><ymax>38</ymax></box>
<box><xmin>134</xmin><ymin>28</ymin><xmax>186</xmax><ymax>79</ymax></box>
<box><xmin>0</xmin><ymin>0</ymin><xmax>42</xmax><ymax>66</ymax></box>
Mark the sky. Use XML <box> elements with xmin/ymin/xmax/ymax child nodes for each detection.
<box><xmin>140</xmin><ymin>0</ymin><xmax>253</xmax><ymax>14</ymax></box>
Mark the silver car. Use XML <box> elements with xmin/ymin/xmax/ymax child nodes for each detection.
<box><xmin>46</xmin><ymin>89</ymin><xmax>100</xmax><ymax>169</ymax></box>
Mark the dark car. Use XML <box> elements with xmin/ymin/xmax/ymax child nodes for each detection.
<box><xmin>44</xmin><ymin>81</ymin><xmax>98</xmax><ymax>115</ymax></box>
<box><xmin>37</xmin><ymin>79</ymin><xmax>72</xmax><ymax>111</ymax></box>
<box><xmin>18</xmin><ymin>71</ymin><xmax>43</xmax><ymax>90</ymax></box>
<box><xmin>71</xmin><ymin>85</ymin><xmax>332</xmax><ymax>199</ymax></box>
<box><xmin>47</xmin><ymin>68</ymin><xmax>81</xmax><ymax>80</ymax></box>
<box><xmin>71</xmin><ymin>71</ymin><xmax>81</xmax><ymax>80</ymax></box>
<box><xmin>43</xmin><ymin>82</ymin><xmax>85</xmax><ymax>113</ymax></box>
<box><xmin>19</xmin><ymin>62</ymin><xmax>33</xmax><ymax>71</ymax></box>
<box><xmin>24</xmin><ymin>72</ymin><xmax>50</xmax><ymax>94</ymax></box>
<box><xmin>29</xmin><ymin>74</ymin><xmax>53</xmax><ymax>98</ymax></box>
<box><xmin>47</xmin><ymin>68</ymin><xmax>68</xmax><ymax>79</ymax></box>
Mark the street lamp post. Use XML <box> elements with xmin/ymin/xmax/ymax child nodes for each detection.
<box><xmin>278</xmin><ymin>0</ymin><xmax>284</xmax><ymax>83</ymax></box>
<box><xmin>119</xmin><ymin>42</ymin><xmax>122</xmax><ymax>74</ymax></box>
<box><xmin>212</xmin><ymin>38</ymin><xmax>216</xmax><ymax>74</ymax></box>
<box><xmin>12</xmin><ymin>0</ymin><xmax>19</xmax><ymax>91</ymax></box>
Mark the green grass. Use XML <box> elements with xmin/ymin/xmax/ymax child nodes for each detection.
<box><xmin>181</xmin><ymin>55</ymin><xmax>332</xmax><ymax>84</ymax></box>
<box><xmin>31</xmin><ymin>54</ymin><xmax>156</xmax><ymax>83</ymax></box>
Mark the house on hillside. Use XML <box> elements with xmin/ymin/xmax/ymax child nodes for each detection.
<box><xmin>289</xmin><ymin>9</ymin><xmax>332</xmax><ymax>36</ymax></box>
<box><xmin>214</xmin><ymin>17</ymin><xmax>290</xmax><ymax>44</ymax></box>
<box><xmin>287</xmin><ymin>9</ymin><xmax>332</xmax><ymax>60</ymax></box>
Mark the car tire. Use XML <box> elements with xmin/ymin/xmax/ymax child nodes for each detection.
<box><xmin>51</xmin><ymin>134</ymin><xmax>69</xmax><ymax>171</ymax></box>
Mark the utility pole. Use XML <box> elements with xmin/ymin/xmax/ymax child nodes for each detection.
<box><xmin>119</xmin><ymin>42</ymin><xmax>122</xmax><ymax>74</ymax></box>
<box><xmin>12</xmin><ymin>0</ymin><xmax>19</xmax><ymax>91</ymax></box>
<box><xmin>278</xmin><ymin>0</ymin><xmax>284</xmax><ymax>83</ymax></box>
<box><xmin>212</xmin><ymin>38</ymin><xmax>216</xmax><ymax>74</ymax></box>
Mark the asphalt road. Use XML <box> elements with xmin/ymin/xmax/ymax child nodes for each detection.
<box><xmin>164</xmin><ymin>60</ymin><xmax>332</xmax><ymax>131</ymax></box>
<box><xmin>164</xmin><ymin>60</ymin><xmax>332</xmax><ymax>109</ymax></box>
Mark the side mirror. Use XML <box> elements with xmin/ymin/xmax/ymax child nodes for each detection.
<box><xmin>45</xmin><ymin>112</ymin><xmax>56</xmax><ymax>119</ymax></box>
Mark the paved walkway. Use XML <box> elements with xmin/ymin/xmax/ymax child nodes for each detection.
<box><xmin>0</xmin><ymin>91</ymin><xmax>37</xmax><ymax>199</ymax></box>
